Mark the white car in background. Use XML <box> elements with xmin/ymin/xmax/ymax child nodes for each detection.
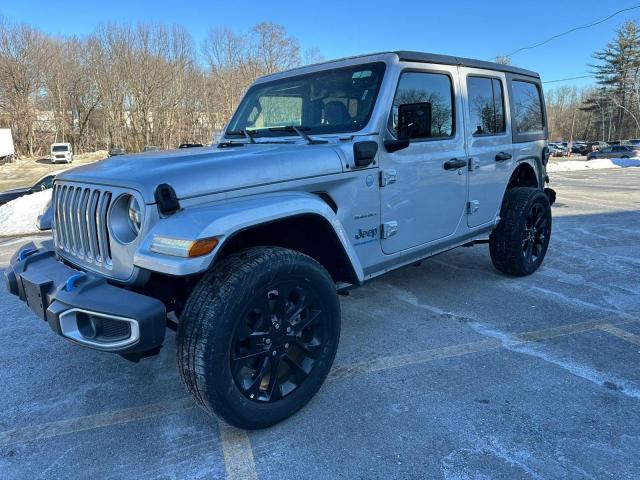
<box><xmin>0</xmin><ymin>128</ymin><xmax>15</xmax><ymax>162</ymax></box>
<box><xmin>50</xmin><ymin>143</ymin><xmax>73</xmax><ymax>163</ymax></box>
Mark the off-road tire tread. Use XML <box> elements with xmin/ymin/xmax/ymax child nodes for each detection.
<box><xmin>489</xmin><ymin>187</ymin><xmax>551</xmax><ymax>277</ymax></box>
<box><xmin>177</xmin><ymin>246</ymin><xmax>337</xmax><ymax>427</ymax></box>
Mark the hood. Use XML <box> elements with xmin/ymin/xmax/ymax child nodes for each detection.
<box><xmin>1</xmin><ymin>186</ymin><xmax>29</xmax><ymax>195</ymax></box>
<box><xmin>56</xmin><ymin>143</ymin><xmax>345</xmax><ymax>203</ymax></box>
<box><xmin>0</xmin><ymin>187</ymin><xmax>30</xmax><ymax>201</ymax></box>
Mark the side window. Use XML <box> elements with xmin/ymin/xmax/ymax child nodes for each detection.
<box><xmin>390</xmin><ymin>71</ymin><xmax>454</xmax><ymax>139</ymax></box>
<box><xmin>467</xmin><ymin>76</ymin><xmax>505</xmax><ymax>136</ymax></box>
<box><xmin>511</xmin><ymin>80</ymin><xmax>544</xmax><ymax>134</ymax></box>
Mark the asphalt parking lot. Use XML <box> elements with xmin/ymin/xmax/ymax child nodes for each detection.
<box><xmin>1</xmin><ymin>168</ymin><xmax>639</xmax><ymax>480</ymax></box>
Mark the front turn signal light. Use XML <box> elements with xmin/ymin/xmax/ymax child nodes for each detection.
<box><xmin>188</xmin><ymin>238</ymin><xmax>219</xmax><ymax>257</ymax></box>
<box><xmin>150</xmin><ymin>236</ymin><xmax>218</xmax><ymax>258</ymax></box>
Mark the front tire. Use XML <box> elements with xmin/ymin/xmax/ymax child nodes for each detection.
<box><xmin>177</xmin><ymin>246</ymin><xmax>341</xmax><ymax>429</ymax></box>
<box><xmin>489</xmin><ymin>187</ymin><xmax>552</xmax><ymax>277</ymax></box>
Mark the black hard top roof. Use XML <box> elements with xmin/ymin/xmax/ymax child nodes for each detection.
<box><xmin>394</xmin><ymin>51</ymin><xmax>539</xmax><ymax>78</ymax></box>
<box><xmin>257</xmin><ymin>51</ymin><xmax>540</xmax><ymax>82</ymax></box>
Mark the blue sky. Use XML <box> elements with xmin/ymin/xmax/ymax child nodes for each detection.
<box><xmin>2</xmin><ymin>1</ymin><xmax>639</xmax><ymax>89</ymax></box>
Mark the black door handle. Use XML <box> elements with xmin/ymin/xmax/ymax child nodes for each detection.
<box><xmin>443</xmin><ymin>158</ymin><xmax>467</xmax><ymax>170</ymax></box>
<box><xmin>495</xmin><ymin>152</ymin><xmax>512</xmax><ymax>162</ymax></box>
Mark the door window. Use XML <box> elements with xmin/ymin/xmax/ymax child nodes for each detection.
<box><xmin>467</xmin><ymin>77</ymin><xmax>505</xmax><ymax>136</ymax></box>
<box><xmin>511</xmin><ymin>80</ymin><xmax>544</xmax><ymax>134</ymax></box>
<box><xmin>389</xmin><ymin>72</ymin><xmax>454</xmax><ymax>139</ymax></box>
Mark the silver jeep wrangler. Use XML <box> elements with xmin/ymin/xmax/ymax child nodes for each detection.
<box><xmin>5</xmin><ymin>51</ymin><xmax>555</xmax><ymax>429</ymax></box>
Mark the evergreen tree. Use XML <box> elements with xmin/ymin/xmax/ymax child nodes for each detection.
<box><xmin>589</xmin><ymin>21</ymin><xmax>640</xmax><ymax>139</ymax></box>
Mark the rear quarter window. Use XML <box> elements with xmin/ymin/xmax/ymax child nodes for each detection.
<box><xmin>511</xmin><ymin>80</ymin><xmax>544</xmax><ymax>134</ymax></box>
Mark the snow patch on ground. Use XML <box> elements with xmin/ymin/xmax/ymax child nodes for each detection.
<box><xmin>469</xmin><ymin>321</ymin><xmax>640</xmax><ymax>400</ymax></box>
<box><xmin>548</xmin><ymin>157</ymin><xmax>640</xmax><ymax>172</ymax></box>
<box><xmin>0</xmin><ymin>189</ymin><xmax>51</xmax><ymax>236</ymax></box>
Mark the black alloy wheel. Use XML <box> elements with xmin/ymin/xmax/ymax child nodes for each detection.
<box><xmin>231</xmin><ymin>283</ymin><xmax>328</xmax><ymax>403</ymax></box>
<box><xmin>522</xmin><ymin>202</ymin><xmax>550</xmax><ymax>266</ymax></box>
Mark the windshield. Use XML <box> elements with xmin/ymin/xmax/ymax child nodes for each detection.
<box><xmin>52</xmin><ymin>145</ymin><xmax>69</xmax><ymax>152</ymax></box>
<box><xmin>226</xmin><ymin>62</ymin><xmax>386</xmax><ymax>138</ymax></box>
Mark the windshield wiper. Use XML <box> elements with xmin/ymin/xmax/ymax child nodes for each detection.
<box><xmin>267</xmin><ymin>126</ymin><xmax>328</xmax><ymax>145</ymax></box>
<box><xmin>243</xmin><ymin>129</ymin><xmax>256</xmax><ymax>143</ymax></box>
<box><xmin>217</xmin><ymin>142</ymin><xmax>245</xmax><ymax>148</ymax></box>
<box><xmin>225</xmin><ymin>129</ymin><xmax>257</xmax><ymax>143</ymax></box>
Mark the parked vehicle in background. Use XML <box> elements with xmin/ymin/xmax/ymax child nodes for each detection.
<box><xmin>0</xmin><ymin>128</ymin><xmax>15</xmax><ymax>163</ymax></box>
<box><xmin>548</xmin><ymin>142</ymin><xmax>567</xmax><ymax>156</ymax></box>
<box><xmin>108</xmin><ymin>147</ymin><xmax>126</xmax><ymax>157</ymax></box>
<box><xmin>143</xmin><ymin>146</ymin><xmax>161</xmax><ymax>152</ymax></box>
<box><xmin>627</xmin><ymin>139</ymin><xmax>640</xmax><ymax>146</ymax></box>
<box><xmin>0</xmin><ymin>172</ymin><xmax>59</xmax><ymax>207</ymax></box>
<box><xmin>587</xmin><ymin>145</ymin><xmax>639</xmax><ymax>160</ymax></box>
<box><xmin>6</xmin><ymin>51</ymin><xmax>555</xmax><ymax>429</ymax></box>
<box><xmin>578</xmin><ymin>141</ymin><xmax>606</xmax><ymax>155</ymax></box>
<box><xmin>569</xmin><ymin>143</ymin><xmax>586</xmax><ymax>154</ymax></box>
<box><xmin>50</xmin><ymin>143</ymin><xmax>73</xmax><ymax>164</ymax></box>
<box><xmin>178</xmin><ymin>143</ymin><xmax>204</xmax><ymax>149</ymax></box>
<box><xmin>547</xmin><ymin>143</ymin><xmax>564</xmax><ymax>156</ymax></box>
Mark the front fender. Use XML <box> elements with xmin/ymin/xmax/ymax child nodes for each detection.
<box><xmin>133</xmin><ymin>191</ymin><xmax>364</xmax><ymax>281</ymax></box>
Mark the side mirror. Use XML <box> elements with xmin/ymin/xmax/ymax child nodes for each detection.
<box><xmin>384</xmin><ymin>102</ymin><xmax>432</xmax><ymax>153</ymax></box>
<box><xmin>353</xmin><ymin>141</ymin><xmax>378</xmax><ymax>167</ymax></box>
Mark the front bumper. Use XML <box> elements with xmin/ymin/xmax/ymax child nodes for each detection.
<box><xmin>4</xmin><ymin>242</ymin><xmax>166</xmax><ymax>354</ymax></box>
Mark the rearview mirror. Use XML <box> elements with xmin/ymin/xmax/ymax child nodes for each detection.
<box><xmin>384</xmin><ymin>102</ymin><xmax>432</xmax><ymax>153</ymax></box>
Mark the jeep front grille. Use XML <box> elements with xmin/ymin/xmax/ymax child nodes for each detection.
<box><xmin>53</xmin><ymin>184</ymin><xmax>113</xmax><ymax>269</ymax></box>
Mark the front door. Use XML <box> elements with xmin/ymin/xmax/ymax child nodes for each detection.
<box><xmin>380</xmin><ymin>65</ymin><xmax>467</xmax><ymax>254</ymax></box>
<box><xmin>460</xmin><ymin>68</ymin><xmax>514</xmax><ymax>227</ymax></box>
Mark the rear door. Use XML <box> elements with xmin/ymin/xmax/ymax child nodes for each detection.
<box><xmin>460</xmin><ymin>68</ymin><xmax>513</xmax><ymax>228</ymax></box>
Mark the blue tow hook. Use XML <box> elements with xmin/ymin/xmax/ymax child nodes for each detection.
<box><xmin>18</xmin><ymin>248</ymin><xmax>37</xmax><ymax>261</ymax></box>
<box><xmin>65</xmin><ymin>272</ymin><xmax>86</xmax><ymax>292</ymax></box>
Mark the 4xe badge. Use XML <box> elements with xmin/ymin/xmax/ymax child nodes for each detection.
<box><xmin>354</xmin><ymin>227</ymin><xmax>378</xmax><ymax>244</ymax></box>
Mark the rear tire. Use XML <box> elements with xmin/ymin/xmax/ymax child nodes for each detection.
<box><xmin>489</xmin><ymin>187</ymin><xmax>552</xmax><ymax>277</ymax></box>
<box><xmin>177</xmin><ymin>246</ymin><xmax>340</xmax><ymax>429</ymax></box>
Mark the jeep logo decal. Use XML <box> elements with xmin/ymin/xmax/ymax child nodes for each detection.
<box><xmin>355</xmin><ymin>227</ymin><xmax>378</xmax><ymax>241</ymax></box>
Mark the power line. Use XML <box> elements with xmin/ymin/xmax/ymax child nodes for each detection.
<box><xmin>543</xmin><ymin>75</ymin><xmax>595</xmax><ymax>84</ymax></box>
<box><xmin>491</xmin><ymin>4</ymin><xmax>640</xmax><ymax>61</ymax></box>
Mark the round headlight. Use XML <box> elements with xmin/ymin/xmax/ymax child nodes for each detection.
<box><xmin>127</xmin><ymin>196</ymin><xmax>142</xmax><ymax>235</ymax></box>
<box><xmin>109</xmin><ymin>194</ymin><xmax>143</xmax><ymax>244</ymax></box>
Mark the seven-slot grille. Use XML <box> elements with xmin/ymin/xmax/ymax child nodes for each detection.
<box><xmin>53</xmin><ymin>183</ymin><xmax>113</xmax><ymax>268</ymax></box>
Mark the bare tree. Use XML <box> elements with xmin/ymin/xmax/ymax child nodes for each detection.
<box><xmin>0</xmin><ymin>18</ymin><xmax>318</xmax><ymax>155</ymax></box>
<box><xmin>0</xmin><ymin>17</ymin><xmax>50</xmax><ymax>155</ymax></box>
